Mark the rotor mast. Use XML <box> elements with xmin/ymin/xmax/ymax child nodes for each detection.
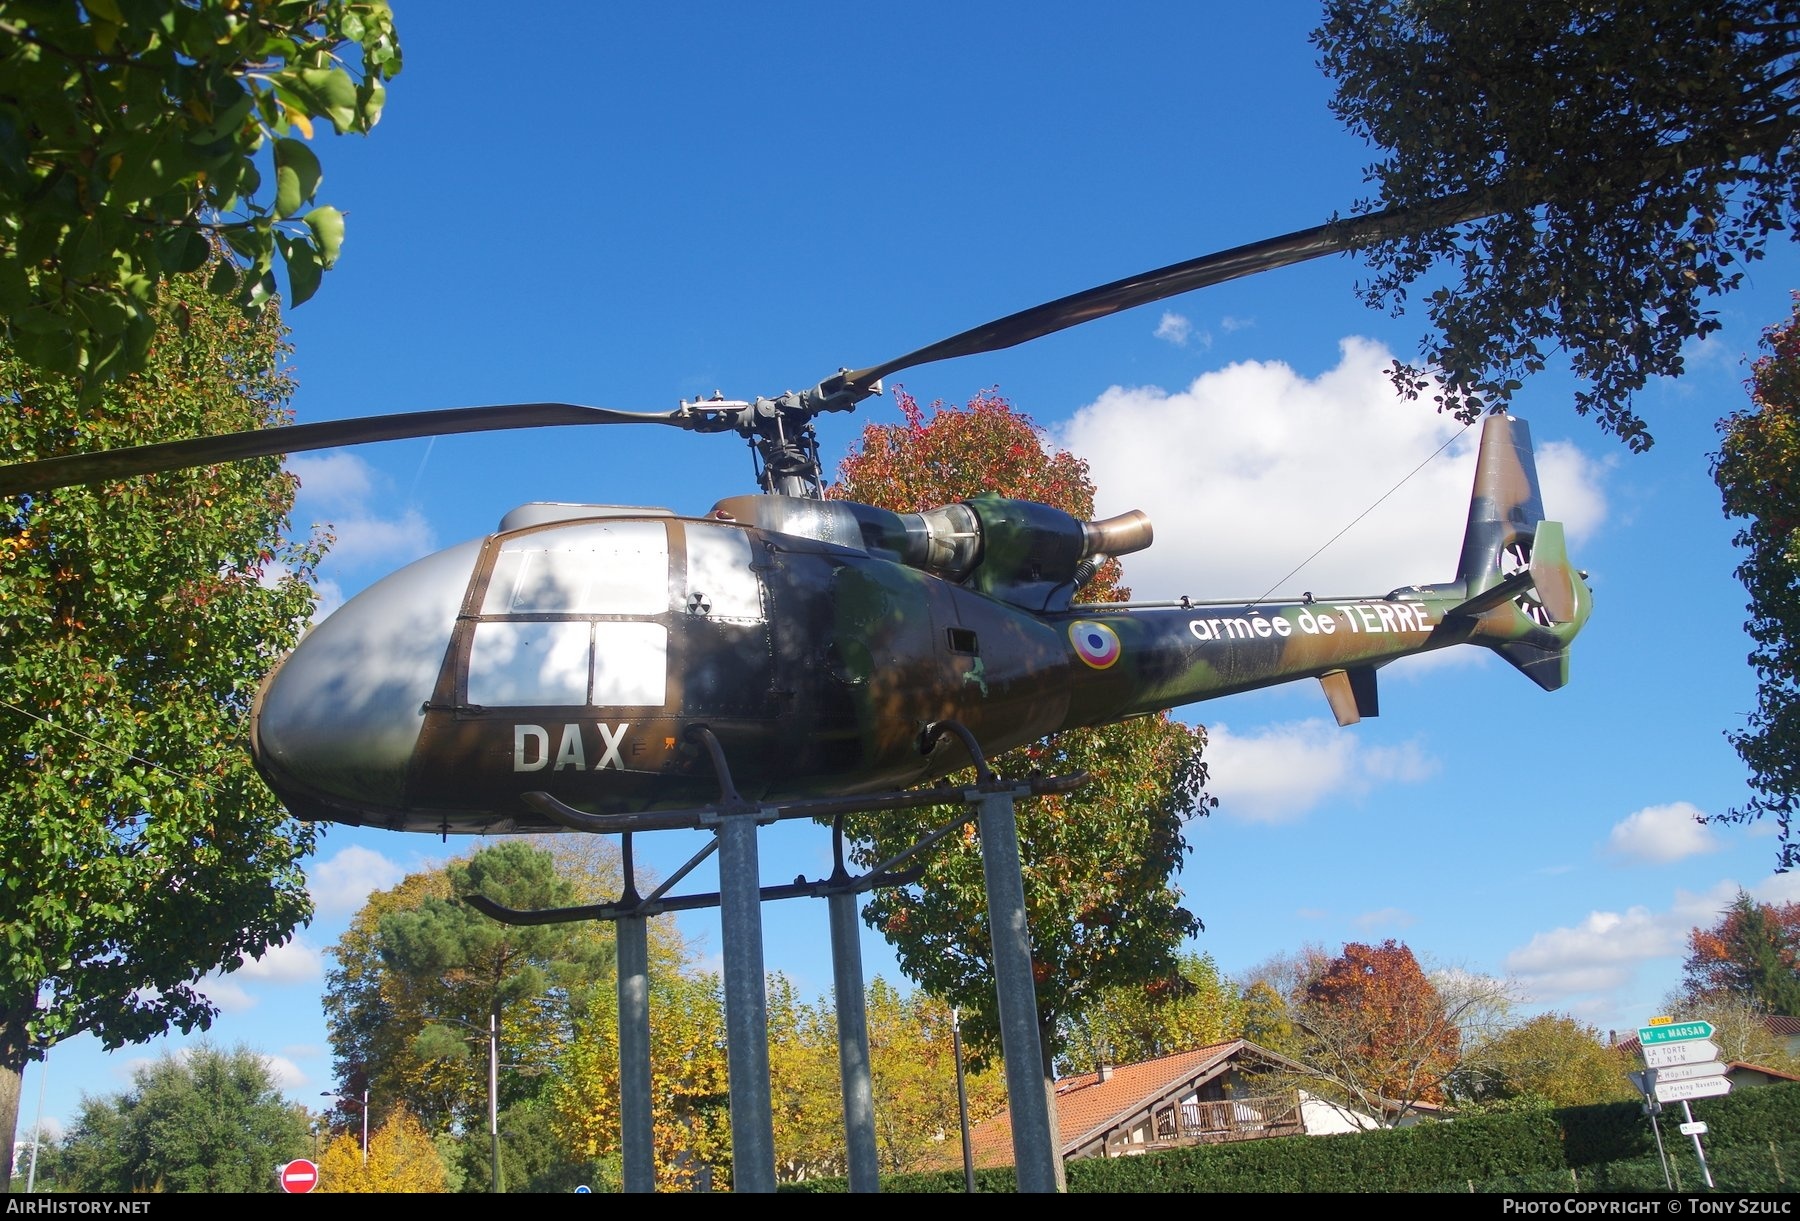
<box><xmin>679</xmin><ymin>371</ymin><xmax>882</xmax><ymax>498</ymax></box>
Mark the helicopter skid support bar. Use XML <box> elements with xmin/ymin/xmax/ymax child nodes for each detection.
<box><xmin>484</xmin><ymin>770</ymin><xmax>1087</xmax><ymax>928</ymax></box>
<box><xmin>463</xmin><ymin>866</ymin><xmax>929</xmax><ymax>927</ymax></box>
<box><xmin>518</xmin><ymin>770</ymin><xmax>1086</xmax><ymax>836</ymax></box>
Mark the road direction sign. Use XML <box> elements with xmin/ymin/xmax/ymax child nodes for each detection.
<box><xmin>1639</xmin><ymin>1021</ymin><xmax>1714</xmax><ymax>1045</ymax></box>
<box><xmin>1643</xmin><ymin>1039</ymin><xmax>1720</xmax><ymax>1068</ymax></box>
<box><xmin>1653</xmin><ymin>1060</ymin><xmax>1728</xmax><ymax>1083</ymax></box>
<box><xmin>1655</xmin><ymin>1075</ymin><xmax>1733</xmax><ymax>1103</ymax></box>
<box><xmin>280</xmin><ymin>1158</ymin><xmax>319</xmax><ymax>1194</ymax></box>
<box><xmin>1680</xmin><ymin>1121</ymin><xmax>1710</xmax><ymax>1136</ymax></box>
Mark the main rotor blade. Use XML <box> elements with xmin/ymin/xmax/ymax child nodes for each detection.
<box><xmin>836</xmin><ymin>193</ymin><xmax>1494</xmax><ymax>392</ymax></box>
<box><xmin>0</xmin><ymin>402</ymin><xmax>693</xmax><ymax>496</ymax></box>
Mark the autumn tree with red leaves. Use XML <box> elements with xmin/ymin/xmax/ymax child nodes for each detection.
<box><xmin>1289</xmin><ymin>940</ymin><xmax>1510</xmax><ymax>1123</ymax></box>
<box><xmin>828</xmin><ymin>388</ymin><xmax>1212</xmax><ymax>1087</ymax></box>
<box><xmin>1680</xmin><ymin>888</ymin><xmax>1800</xmax><ymax>1015</ymax></box>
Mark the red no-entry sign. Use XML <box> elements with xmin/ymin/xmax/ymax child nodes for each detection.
<box><xmin>280</xmin><ymin>1158</ymin><xmax>319</xmax><ymax>1194</ymax></box>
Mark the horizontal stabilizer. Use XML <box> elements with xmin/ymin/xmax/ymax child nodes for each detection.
<box><xmin>1319</xmin><ymin>666</ymin><xmax>1379</xmax><ymax>726</ymax></box>
<box><xmin>1446</xmin><ymin>567</ymin><xmax>1536</xmax><ymax>619</ymax></box>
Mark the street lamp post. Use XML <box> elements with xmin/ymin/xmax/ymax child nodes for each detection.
<box><xmin>486</xmin><ymin>1007</ymin><xmax>499</xmax><ymax>1196</ymax></box>
<box><xmin>321</xmin><ymin>1088</ymin><xmax>369</xmax><ymax>1166</ymax></box>
<box><xmin>951</xmin><ymin>1007</ymin><xmax>975</xmax><ymax>1194</ymax></box>
<box><xmin>423</xmin><ymin>1011</ymin><xmax>502</xmax><ymax>1193</ymax></box>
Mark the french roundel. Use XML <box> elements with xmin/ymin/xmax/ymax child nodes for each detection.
<box><xmin>1069</xmin><ymin>621</ymin><xmax>1122</xmax><ymax>669</ymax></box>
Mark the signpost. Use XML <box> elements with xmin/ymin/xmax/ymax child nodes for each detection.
<box><xmin>1633</xmin><ymin>1021</ymin><xmax>1721</xmax><ymax>1189</ymax></box>
<box><xmin>1653</xmin><ymin>1059</ymin><xmax>1730</xmax><ymax>1083</ymax></box>
<box><xmin>1638</xmin><ymin>1021</ymin><xmax>1714</xmax><ymax>1045</ymax></box>
<box><xmin>279</xmin><ymin>1158</ymin><xmax>319</xmax><ymax>1194</ymax></box>
<box><xmin>1655</xmin><ymin>1074</ymin><xmax>1732</xmax><ymax>1104</ymax></box>
<box><xmin>1642</xmin><ymin>1039</ymin><xmax>1719</xmax><ymax>1068</ymax></box>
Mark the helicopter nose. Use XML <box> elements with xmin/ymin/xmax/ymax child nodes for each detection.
<box><xmin>254</xmin><ymin>538</ymin><xmax>484</xmax><ymax>813</ymax></box>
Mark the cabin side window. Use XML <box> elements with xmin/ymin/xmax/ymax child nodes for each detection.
<box><xmin>466</xmin><ymin>520</ymin><xmax>672</xmax><ymax>708</ymax></box>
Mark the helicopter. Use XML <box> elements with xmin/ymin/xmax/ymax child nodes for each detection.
<box><xmin>0</xmin><ymin>201</ymin><xmax>1589</xmax><ymax>837</ymax></box>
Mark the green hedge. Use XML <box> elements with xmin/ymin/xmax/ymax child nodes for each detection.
<box><xmin>779</xmin><ymin>1081</ymin><xmax>1800</xmax><ymax>1193</ymax></box>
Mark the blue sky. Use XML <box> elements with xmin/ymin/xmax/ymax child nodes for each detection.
<box><xmin>16</xmin><ymin>2</ymin><xmax>1800</xmax><ymax>1154</ymax></box>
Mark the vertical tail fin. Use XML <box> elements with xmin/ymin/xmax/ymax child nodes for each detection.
<box><xmin>1448</xmin><ymin>414</ymin><xmax>1591</xmax><ymax>691</ymax></box>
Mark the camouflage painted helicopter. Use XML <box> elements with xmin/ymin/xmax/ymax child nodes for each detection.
<box><xmin>0</xmin><ymin>204</ymin><xmax>1589</xmax><ymax>836</ymax></box>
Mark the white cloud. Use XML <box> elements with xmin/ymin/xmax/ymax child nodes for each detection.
<box><xmin>262</xmin><ymin>1054</ymin><xmax>308</xmax><ymax>1093</ymax></box>
<box><xmin>288</xmin><ymin>452</ymin><xmax>376</xmax><ymax>503</ymax></box>
<box><xmin>231</xmin><ymin>937</ymin><xmax>324</xmax><ymax>984</ymax></box>
<box><xmin>1604</xmin><ymin>801</ymin><xmax>1721</xmax><ymax>864</ymax></box>
<box><xmin>1504</xmin><ymin>882</ymin><xmax>1744</xmax><ymax>1006</ymax></box>
<box><xmin>289</xmin><ymin>452</ymin><xmax>435</xmax><ymax>574</ymax></box>
<box><xmin>196</xmin><ymin>976</ymin><xmax>256</xmax><ymax>1014</ymax></box>
<box><xmin>1057</xmin><ymin>337</ymin><xmax>1610</xmax><ymax>604</ymax></box>
<box><xmin>1505</xmin><ymin>905</ymin><xmax>1685</xmax><ymax>998</ymax></box>
<box><xmin>1200</xmin><ymin>717</ymin><xmax>1438</xmax><ymax>823</ymax></box>
<box><xmin>1353</xmin><ymin>907</ymin><xmax>1416</xmax><ymax>932</ymax></box>
<box><xmin>18</xmin><ymin>1115</ymin><xmax>64</xmax><ymax>1145</ymax></box>
<box><xmin>309</xmin><ymin>507</ymin><xmax>434</xmax><ymax>572</ymax></box>
<box><xmin>309</xmin><ymin>577</ymin><xmax>345</xmax><ymax>625</ymax></box>
<box><xmin>1679</xmin><ymin>328</ymin><xmax>1753</xmax><ymax>378</ymax></box>
<box><xmin>1755</xmin><ymin>872</ymin><xmax>1800</xmax><ymax>905</ymax></box>
<box><xmin>309</xmin><ymin>844</ymin><xmax>407</xmax><ymax>915</ymax></box>
<box><xmin>1154</xmin><ymin>312</ymin><xmax>1194</xmax><ymax>347</ymax></box>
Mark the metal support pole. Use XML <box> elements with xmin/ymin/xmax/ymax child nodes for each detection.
<box><xmin>829</xmin><ymin>886</ymin><xmax>879</xmax><ymax>1192</ymax></box>
<box><xmin>1683</xmin><ymin>1100</ymin><xmax>1715</xmax><ymax>1189</ymax></box>
<box><xmin>26</xmin><ymin>1044</ymin><xmax>46</xmax><ymax>1192</ymax></box>
<box><xmin>952</xmin><ymin>1007</ymin><xmax>975</xmax><ymax>1194</ymax></box>
<box><xmin>616</xmin><ymin>837</ymin><xmax>656</xmax><ymax>1194</ymax></box>
<box><xmin>975</xmin><ymin>787</ymin><xmax>1060</xmax><ymax>1193</ymax></box>
<box><xmin>717</xmin><ymin>805</ymin><xmax>777</xmax><ymax>1193</ymax></box>
<box><xmin>1650</xmin><ymin>1107</ymin><xmax>1673</xmax><ymax>1191</ymax></box>
<box><xmin>1630</xmin><ymin>1069</ymin><xmax>1674</xmax><ymax>1191</ymax></box>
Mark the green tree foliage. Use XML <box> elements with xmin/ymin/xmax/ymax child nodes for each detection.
<box><xmin>1681</xmin><ymin>888</ymin><xmax>1800</xmax><ymax>1014</ymax></box>
<box><xmin>1713</xmin><ymin>301</ymin><xmax>1800</xmax><ymax>868</ymax></box>
<box><xmin>322</xmin><ymin>840</ymin><xmax>633</xmax><ymax>1172</ymax></box>
<box><xmin>1313</xmin><ymin>0</ymin><xmax>1800</xmax><ymax>451</ymax></box>
<box><xmin>1451</xmin><ymin>1013</ymin><xmax>1637</xmax><ymax>1111</ymax></box>
<box><xmin>828</xmin><ymin>388</ymin><xmax>1212</xmax><ymax>1082</ymax></box>
<box><xmin>0</xmin><ymin>259</ymin><xmax>325</xmax><ymax>1185</ymax></box>
<box><xmin>56</xmin><ymin>1042</ymin><xmax>310</xmax><ymax>1193</ymax></box>
<box><xmin>1059</xmin><ymin>951</ymin><xmax>1243</xmax><ymax>1074</ymax></box>
<box><xmin>0</xmin><ymin>0</ymin><xmax>401</xmax><ymax>389</ymax></box>
<box><xmin>379</xmin><ymin>843</ymin><xmax>599</xmax><ymax>1144</ymax></box>
<box><xmin>1238</xmin><ymin>979</ymin><xmax>1301</xmax><ymax>1057</ymax></box>
<box><xmin>7</xmin><ymin>1118</ymin><xmax>57</xmax><ymax>1191</ymax></box>
<box><xmin>322</xmin><ymin>866</ymin><xmax>455</xmax><ymax>1132</ymax></box>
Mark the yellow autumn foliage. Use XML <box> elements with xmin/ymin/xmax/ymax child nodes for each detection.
<box><xmin>315</xmin><ymin>1108</ymin><xmax>447</xmax><ymax>1193</ymax></box>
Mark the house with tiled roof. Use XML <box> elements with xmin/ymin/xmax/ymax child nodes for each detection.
<box><xmin>941</xmin><ymin>1038</ymin><xmax>1385</xmax><ymax>1170</ymax></box>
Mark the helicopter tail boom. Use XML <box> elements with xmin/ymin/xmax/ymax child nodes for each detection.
<box><xmin>1053</xmin><ymin>412</ymin><xmax>1590</xmax><ymax>731</ymax></box>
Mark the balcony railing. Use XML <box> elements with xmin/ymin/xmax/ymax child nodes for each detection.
<box><xmin>1151</xmin><ymin>1091</ymin><xmax>1304</xmax><ymax>1145</ymax></box>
